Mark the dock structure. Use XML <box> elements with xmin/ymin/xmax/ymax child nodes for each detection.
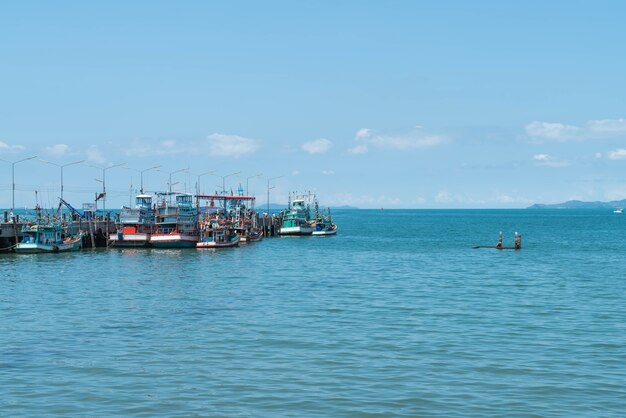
<box><xmin>259</xmin><ymin>214</ymin><xmax>283</xmax><ymax>238</ymax></box>
<box><xmin>1</xmin><ymin>193</ymin><xmax>287</xmax><ymax>252</ymax></box>
<box><xmin>0</xmin><ymin>213</ymin><xmax>116</xmax><ymax>252</ymax></box>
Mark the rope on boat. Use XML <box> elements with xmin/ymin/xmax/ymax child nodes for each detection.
<box><xmin>0</xmin><ymin>243</ymin><xmax>17</xmax><ymax>251</ymax></box>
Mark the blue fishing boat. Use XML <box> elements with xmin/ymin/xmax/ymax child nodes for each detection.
<box><xmin>278</xmin><ymin>194</ymin><xmax>313</xmax><ymax>236</ymax></box>
<box><xmin>150</xmin><ymin>193</ymin><xmax>199</xmax><ymax>248</ymax></box>
<box><xmin>16</xmin><ymin>223</ymin><xmax>83</xmax><ymax>253</ymax></box>
<box><xmin>311</xmin><ymin>199</ymin><xmax>337</xmax><ymax>236</ymax></box>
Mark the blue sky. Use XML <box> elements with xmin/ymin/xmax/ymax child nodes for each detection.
<box><xmin>1</xmin><ymin>1</ymin><xmax>626</xmax><ymax>209</ymax></box>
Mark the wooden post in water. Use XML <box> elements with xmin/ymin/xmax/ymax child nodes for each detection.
<box><xmin>89</xmin><ymin>216</ymin><xmax>96</xmax><ymax>249</ymax></box>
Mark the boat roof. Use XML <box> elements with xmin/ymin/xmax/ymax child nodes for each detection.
<box><xmin>196</xmin><ymin>194</ymin><xmax>256</xmax><ymax>201</ymax></box>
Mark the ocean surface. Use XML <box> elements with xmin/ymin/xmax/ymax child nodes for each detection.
<box><xmin>2</xmin><ymin>209</ymin><xmax>625</xmax><ymax>417</ymax></box>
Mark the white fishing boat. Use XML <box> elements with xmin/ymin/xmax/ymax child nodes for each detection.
<box><xmin>109</xmin><ymin>194</ymin><xmax>156</xmax><ymax>247</ymax></box>
<box><xmin>150</xmin><ymin>194</ymin><xmax>199</xmax><ymax>248</ymax></box>
<box><xmin>613</xmin><ymin>208</ymin><xmax>624</xmax><ymax>214</ymax></box>
<box><xmin>16</xmin><ymin>223</ymin><xmax>83</xmax><ymax>253</ymax></box>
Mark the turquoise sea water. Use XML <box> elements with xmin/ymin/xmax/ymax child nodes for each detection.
<box><xmin>2</xmin><ymin>209</ymin><xmax>626</xmax><ymax>417</ymax></box>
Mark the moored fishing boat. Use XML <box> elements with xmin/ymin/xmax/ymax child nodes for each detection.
<box><xmin>109</xmin><ymin>194</ymin><xmax>156</xmax><ymax>247</ymax></box>
<box><xmin>310</xmin><ymin>199</ymin><xmax>337</xmax><ymax>236</ymax></box>
<box><xmin>150</xmin><ymin>193</ymin><xmax>199</xmax><ymax>248</ymax></box>
<box><xmin>196</xmin><ymin>187</ymin><xmax>261</xmax><ymax>244</ymax></box>
<box><xmin>243</xmin><ymin>227</ymin><xmax>263</xmax><ymax>242</ymax></box>
<box><xmin>278</xmin><ymin>195</ymin><xmax>313</xmax><ymax>236</ymax></box>
<box><xmin>16</xmin><ymin>223</ymin><xmax>83</xmax><ymax>253</ymax></box>
<box><xmin>197</xmin><ymin>219</ymin><xmax>240</xmax><ymax>248</ymax></box>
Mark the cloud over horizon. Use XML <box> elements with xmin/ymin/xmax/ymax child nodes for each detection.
<box><xmin>301</xmin><ymin>138</ymin><xmax>332</xmax><ymax>154</ymax></box>
<box><xmin>525</xmin><ymin>118</ymin><xmax>626</xmax><ymax>142</ymax></box>
<box><xmin>207</xmin><ymin>133</ymin><xmax>259</xmax><ymax>158</ymax></box>
<box><xmin>349</xmin><ymin>127</ymin><xmax>446</xmax><ymax>154</ymax></box>
<box><xmin>0</xmin><ymin>141</ymin><xmax>25</xmax><ymax>153</ymax></box>
<box><xmin>533</xmin><ymin>153</ymin><xmax>571</xmax><ymax>167</ymax></box>
<box><xmin>44</xmin><ymin>144</ymin><xmax>71</xmax><ymax>157</ymax></box>
<box><xmin>607</xmin><ymin>148</ymin><xmax>626</xmax><ymax>160</ymax></box>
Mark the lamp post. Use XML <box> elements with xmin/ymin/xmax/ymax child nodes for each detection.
<box><xmin>188</xmin><ymin>170</ymin><xmax>217</xmax><ymax>195</ymax></box>
<box><xmin>266</xmin><ymin>175</ymin><xmax>283</xmax><ymax>214</ymax></box>
<box><xmin>0</xmin><ymin>155</ymin><xmax>37</xmax><ymax>216</ymax></box>
<box><xmin>41</xmin><ymin>159</ymin><xmax>85</xmax><ymax>201</ymax></box>
<box><xmin>123</xmin><ymin>165</ymin><xmax>161</xmax><ymax>194</ymax></box>
<box><xmin>87</xmin><ymin>162</ymin><xmax>125</xmax><ymax>215</ymax></box>
<box><xmin>157</xmin><ymin>168</ymin><xmax>188</xmax><ymax>204</ymax></box>
<box><xmin>220</xmin><ymin>171</ymin><xmax>241</xmax><ymax>212</ymax></box>
<box><xmin>221</xmin><ymin>171</ymin><xmax>241</xmax><ymax>197</ymax></box>
<box><xmin>246</xmin><ymin>173</ymin><xmax>263</xmax><ymax>196</ymax></box>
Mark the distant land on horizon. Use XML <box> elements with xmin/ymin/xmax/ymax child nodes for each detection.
<box><xmin>527</xmin><ymin>199</ymin><xmax>626</xmax><ymax>209</ymax></box>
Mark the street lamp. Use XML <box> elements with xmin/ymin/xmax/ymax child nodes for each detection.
<box><xmin>87</xmin><ymin>162</ymin><xmax>125</xmax><ymax>214</ymax></box>
<box><xmin>267</xmin><ymin>175</ymin><xmax>283</xmax><ymax>214</ymax></box>
<box><xmin>221</xmin><ymin>171</ymin><xmax>241</xmax><ymax>197</ymax></box>
<box><xmin>157</xmin><ymin>167</ymin><xmax>188</xmax><ymax>204</ymax></box>
<box><xmin>220</xmin><ymin>171</ymin><xmax>241</xmax><ymax>212</ymax></box>
<box><xmin>40</xmin><ymin>159</ymin><xmax>85</xmax><ymax>201</ymax></box>
<box><xmin>246</xmin><ymin>173</ymin><xmax>263</xmax><ymax>196</ymax></box>
<box><xmin>0</xmin><ymin>155</ymin><xmax>37</xmax><ymax>215</ymax></box>
<box><xmin>188</xmin><ymin>170</ymin><xmax>217</xmax><ymax>195</ymax></box>
<box><xmin>123</xmin><ymin>165</ymin><xmax>161</xmax><ymax>194</ymax></box>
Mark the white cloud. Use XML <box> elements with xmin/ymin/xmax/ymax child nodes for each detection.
<box><xmin>301</xmin><ymin>138</ymin><xmax>332</xmax><ymax>154</ymax></box>
<box><xmin>607</xmin><ymin>148</ymin><xmax>626</xmax><ymax>160</ymax></box>
<box><xmin>525</xmin><ymin>118</ymin><xmax>626</xmax><ymax>142</ymax></box>
<box><xmin>532</xmin><ymin>153</ymin><xmax>571</xmax><ymax>167</ymax></box>
<box><xmin>291</xmin><ymin>170</ymin><xmax>300</xmax><ymax>176</ymax></box>
<box><xmin>207</xmin><ymin>133</ymin><xmax>259</xmax><ymax>158</ymax></box>
<box><xmin>588</xmin><ymin>118</ymin><xmax>626</xmax><ymax>133</ymax></box>
<box><xmin>349</xmin><ymin>127</ymin><xmax>446</xmax><ymax>154</ymax></box>
<box><xmin>525</xmin><ymin>122</ymin><xmax>579</xmax><ymax>141</ymax></box>
<box><xmin>0</xmin><ymin>141</ymin><xmax>25</xmax><ymax>153</ymax></box>
<box><xmin>44</xmin><ymin>144</ymin><xmax>70</xmax><ymax>157</ymax></box>
<box><xmin>322</xmin><ymin>170</ymin><xmax>335</xmax><ymax>175</ymax></box>
<box><xmin>86</xmin><ymin>146</ymin><xmax>107</xmax><ymax>165</ymax></box>
<box><xmin>356</xmin><ymin>128</ymin><xmax>372</xmax><ymax>139</ymax></box>
<box><xmin>348</xmin><ymin>144</ymin><xmax>368</xmax><ymax>154</ymax></box>
<box><xmin>435</xmin><ymin>191</ymin><xmax>453</xmax><ymax>203</ymax></box>
<box><xmin>123</xmin><ymin>139</ymin><xmax>186</xmax><ymax>157</ymax></box>
<box><xmin>604</xmin><ymin>187</ymin><xmax>626</xmax><ymax>201</ymax></box>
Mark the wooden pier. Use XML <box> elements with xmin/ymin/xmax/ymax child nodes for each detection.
<box><xmin>259</xmin><ymin>214</ymin><xmax>283</xmax><ymax>238</ymax></box>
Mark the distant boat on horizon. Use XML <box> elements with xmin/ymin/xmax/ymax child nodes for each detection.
<box><xmin>613</xmin><ymin>208</ymin><xmax>624</xmax><ymax>214</ymax></box>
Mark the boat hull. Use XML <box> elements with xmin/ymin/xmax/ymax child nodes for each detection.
<box><xmin>109</xmin><ymin>233</ymin><xmax>151</xmax><ymax>248</ymax></box>
<box><xmin>197</xmin><ymin>235</ymin><xmax>240</xmax><ymax>248</ymax></box>
<box><xmin>15</xmin><ymin>238</ymin><xmax>82</xmax><ymax>253</ymax></box>
<box><xmin>244</xmin><ymin>231</ymin><xmax>263</xmax><ymax>242</ymax></box>
<box><xmin>312</xmin><ymin>228</ymin><xmax>337</xmax><ymax>236</ymax></box>
<box><xmin>150</xmin><ymin>234</ymin><xmax>198</xmax><ymax>248</ymax></box>
<box><xmin>278</xmin><ymin>226</ymin><xmax>313</xmax><ymax>236</ymax></box>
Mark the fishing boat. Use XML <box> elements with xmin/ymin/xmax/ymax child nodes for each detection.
<box><xmin>613</xmin><ymin>208</ymin><xmax>624</xmax><ymax>214</ymax></box>
<box><xmin>310</xmin><ymin>199</ymin><xmax>337</xmax><ymax>236</ymax></box>
<box><xmin>16</xmin><ymin>223</ymin><xmax>82</xmax><ymax>253</ymax></box>
<box><xmin>278</xmin><ymin>195</ymin><xmax>313</xmax><ymax>236</ymax></box>
<box><xmin>244</xmin><ymin>227</ymin><xmax>263</xmax><ymax>242</ymax></box>
<box><xmin>196</xmin><ymin>187</ymin><xmax>261</xmax><ymax>243</ymax></box>
<box><xmin>109</xmin><ymin>194</ymin><xmax>156</xmax><ymax>247</ymax></box>
<box><xmin>150</xmin><ymin>193</ymin><xmax>199</xmax><ymax>248</ymax></box>
<box><xmin>197</xmin><ymin>219</ymin><xmax>240</xmax><ymax>248</ymax></box>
